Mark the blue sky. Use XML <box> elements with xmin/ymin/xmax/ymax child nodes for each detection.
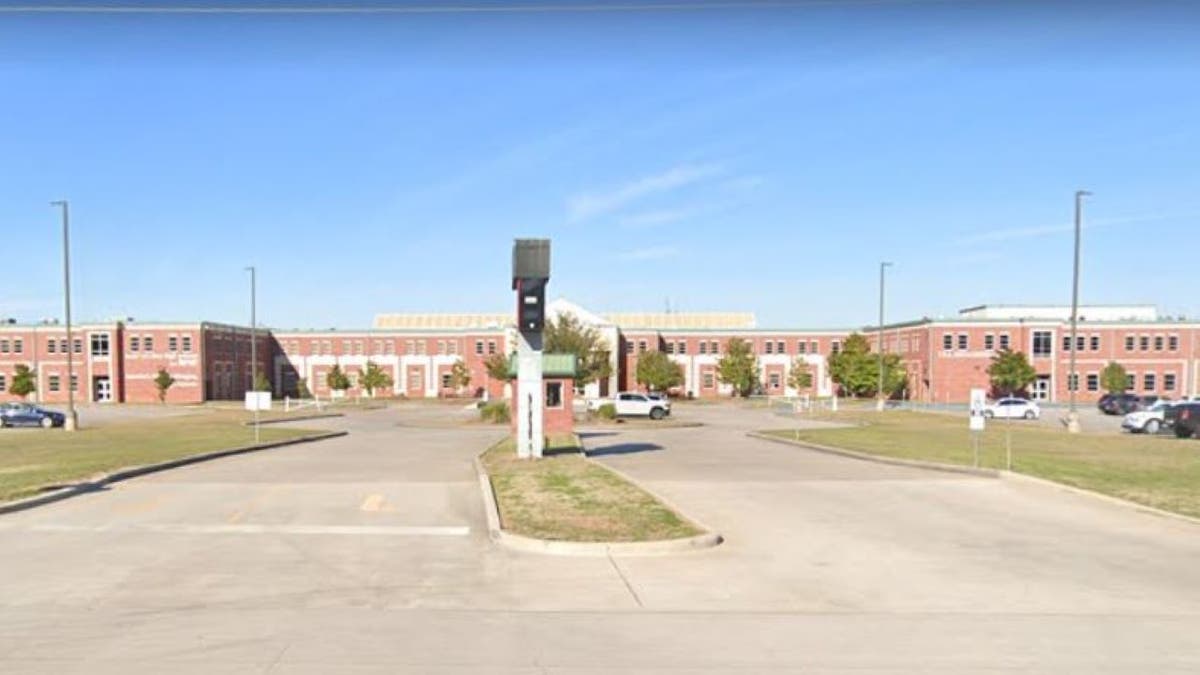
<box><xmin>2</xmin><ymin>0</ymin><xmax>1198</xmax><ymax>330</ymax></box>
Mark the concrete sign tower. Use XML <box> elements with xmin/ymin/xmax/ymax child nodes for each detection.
<box><xmin>512</xmin><ymin>239</ymin><xmax>550</xmax><ymax>459</ymax></box>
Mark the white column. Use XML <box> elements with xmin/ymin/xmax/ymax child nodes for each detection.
<box><xmin>515</xmin><ymin>330</ymin><xmax>544</xmax><ymax>459</ymax></box>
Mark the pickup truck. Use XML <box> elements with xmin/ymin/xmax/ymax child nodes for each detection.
<box><xmin>614</xmin><ymin>392</ymin><xmax>671</xmax><ymax>420</ymax></box>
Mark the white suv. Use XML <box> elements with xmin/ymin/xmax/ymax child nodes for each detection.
<box><xmin>1122</xmin><ymin>400</ymin><xmax>1173</xmax><ymax>434</ymax></box>
<box><xmin>614</xmin><ymin>392</ymin><xmax>671</xmax><ymax>420</ymax></box>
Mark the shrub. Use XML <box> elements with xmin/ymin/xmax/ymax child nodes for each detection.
<box><xmin>596</xmin><ymin>403</ymin><xmax>617</xmax><ymax>420</ymax></box>
<box><xmin>480</xmin><ymin>400</ymin><xmax>511</xmax><ymax>424</ymax></box>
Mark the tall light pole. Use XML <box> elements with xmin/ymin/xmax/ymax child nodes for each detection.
<box><xmin>876</xmin><ymin>261</ymin><xmax>893</xmax><ymax>411</ymax></box>
<box><xmin>1066</xmin><ymin>190</ymin><xmax>1091</xmax><ymax>433</ymax></box>
<box><xmin>245</xmin><ymin>266</ymin><xmax>259</xmax><ymax>442</ymax></box>
<box><xmin>50</xmin><ymin>200</ymin><xmax>78</xmax><ymax>431</ymax></box>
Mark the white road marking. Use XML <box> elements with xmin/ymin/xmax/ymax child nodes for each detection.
<box><xmin>3</xmin><ymin>523</ymin><xmax>470</xmax><ymax>536</ymax></box>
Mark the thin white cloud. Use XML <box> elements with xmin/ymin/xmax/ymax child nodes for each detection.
<box><xmin>566</xmin><ymin>163</ymin><xmax>722</xmax><ymax>222</ymax></box>
<box><xmin>953</xmin><ymin>213</ymin><xmax>1194</xmax><ymax>246</ymax></box>
<box><xmin>619</xmin><ymin>246</ymin><xmax>680</xmax><ymax>262</ymax></box>
<box><xmin>619</xmin><ymin>207</ymin><xmax>697</xmax><ymax>228</ymax></box>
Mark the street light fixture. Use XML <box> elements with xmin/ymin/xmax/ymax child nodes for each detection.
<box><xmin>1066</xmin><ymin>190</ymin><xmax>1091</xmax><ymax>434</ymax></box>
<box><xmin>50</xmin><ymin>200</ymin><xmax>78</xmax><ymax>432</ymax></box>
<box><xmin>876</xmin><ymin>261</ymin><xmax>893</xmax><ymax>411</ymax></box>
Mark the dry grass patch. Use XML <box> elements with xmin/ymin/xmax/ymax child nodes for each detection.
<box><xmin>0</xmin><ymin>408</ymin><xmax>319</xmax><ymax>503</ymax></box>
<box><xmin>481</xmin><ymin>435</ymin><xmax>701</xmax><ymax>542</ymax></box>
<box><xmin>764</xmin><ymin>409</ymin><xmax>1200</xmax><ymax>518</ymax></box>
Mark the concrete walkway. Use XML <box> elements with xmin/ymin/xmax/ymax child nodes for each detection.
<box><xmin>1</xmin><ymin>403</ymin><xmax>1198</xmax><ymax>673</ymax></box>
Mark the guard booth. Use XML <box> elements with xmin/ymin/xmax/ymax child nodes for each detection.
<box><xmin>509</xmin><ymin>354</ymin><xmax>577</xmax><ymax>437</ymax></box>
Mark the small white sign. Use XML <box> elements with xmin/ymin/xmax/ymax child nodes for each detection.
<box><xmin>968</xmin><ymin>387</ymin><xmax>986</xmax><ymax>431</ymax></box>
<box><xmin>244</xmin><ymin>391</ymin><xmax>272</xmax><ymax>411</ymax></box>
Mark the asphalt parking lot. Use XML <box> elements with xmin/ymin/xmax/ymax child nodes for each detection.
<box><xmin>0</xmin><ymin>402</ymin><xmax>1198</xmax><ymax>673</ymax></box>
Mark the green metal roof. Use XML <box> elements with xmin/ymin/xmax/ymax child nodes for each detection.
<box><xmin>505</xmin><ymin>353</ymin><xmax>578</xmax><ymax>378</ymax></box>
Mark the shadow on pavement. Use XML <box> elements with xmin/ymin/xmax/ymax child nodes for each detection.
<box><xmin>577</xmin><ymin>431</ymin><xmax>619</xmax><ymax>439</ymax></box>
<box><xmin>585</xmin><ymin>442</ymin><xmax>663</xmax><ymax>457</ymax></box>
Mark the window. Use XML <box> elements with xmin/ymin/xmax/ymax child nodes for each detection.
<box><xmin>1144</xmin><ymin>373</ymin><xmax>1156</xmax><ymax>391</ymax></box>
<box><xmin>0</xmin><ymin>374</ymin><xmax>5</xmax><ymax>392</ymax></box>
<box><xmin>764</xmin><ymin>341</ymin><xmax>774</xmax><ymax>355</ymax></box>
<box><xmin>984</xmin><ymin>334</ymin><xmax>994</xmax><ymax>351</ymax></box>
<box><xmin>1062</xmin><ymin>335</ymin><xmax>1071</xmax><ymax>352</ymax></box>
<box><xmin>710</xmin><ymin>340</ymin><xmax>718</xmax><ymax>354</ymax></box>
<box><xmin>0</xmin><ymin>339</ymin><xmax>7</xmax><ymax>353</ymax></box>
<box><xmin>48</xmin><ymin>339</ymin><xmax>57</xmax><ymax>354</ymax></box>
<box><xmin>13</xmin><ymin>338</ymin><xmax>22</xmax><ymax>354</ymax></box>
<box><xmin>60</xmin><ymin>339</ymin><xmax>68</xmax><ymax>353</ymax></box>
<box><xmin>488</xmin><ymin>340</ymin><xmax>497</xmax><ymax>355</ymax></box>
<box><xmin>942</xmin><ymin>333</ymin><xmax>953</xmax><ymax>350</ymax></box>
<box><xmin>702</xmin><ymin>372</ymin><xmax>714</xmax><ymax>388</ymax></box>
<box><xmin>49</xmin><ymin>375</ymin><xmax>60</xmax><ymax>392</ymax></box>
<box><xmin>355</xmin><ymin>340</ymin><xmax>364</xmax><ymax>355</ymax></box>
<box><xmin>130</xmin><ymin>335</ymin><xmax>141</xmax><ymax>352</ymax></box>
<box><xmin>168</xmin><ymin>336</ymin><xmax>178</xmax><ymax>352</ymax></box>
<box><xmin>1165</xmin><ymin>373</ymin><xmax>1177</xmax><ymax>391</ymax></box>
<box><xmin>91</xmin><ymin>333</ymin><xmax>110</xmax><ymax>357</ymax></box>
<box><xmin>797</xmin><ymin>341</ymin><xmax>808</xmax><ymax>354</ymax></box>
<box><xmin>545</xmin><ymin>382</ymin><xmax>563</xmax><ymax>408</ymax></box>
<box><xmin>70</xmin><ymin>374</ymin><xmax>77</xmax><ymax>392</ymax></box>
<box><xmin>1090</xmin><ymin>335</ymin><xmax>1100</xmax><ymax>351</ymax></box>
<box><xmin>1154</xmin><ymin>335</ymin><xmax>1164</xmax><ymax>351</ymax></box>
<box><xmin>447</xmin><ymin>341</ymin><xmax>457</xmax><ymax>355</ymax></box>
<box><xmin>999</xmin><ymin>334</ymin><xmax>1010</xmax><ymax>351</ymax></box>
<box><xmin>1086</xmin><ymin>373</ymin><xmax>1099</xmax><ymax>392</ymax></box>
<box><xmin>441</xmin><ymin>373</ymin><xmax>452</xmax><ymax>389</ymax></box>
<box><xmin>405</xmin><ymin>340</ymin><xmax>415</xmax><ymax>354</ymax></box>
<box><xmin>475</xmin><ymin>340</ymin><xmax>484</xmax><ymax>355</ymax></box>
<box><xmin>1032</xmin><ymin>331</ymin><xmax>1052</xmax><ymax>357</ymax></box>
<box><xmin>957</xmin><ymin>334</ymin><xmax>969</xmax><ymax>351</ymax></box>
<box><xmin>831</xmin><ymin>340</ymin><xmax>841</xmax><ymax>355</ymax></box>
<box><xmin>776</xmin><ymin>340</ymin><xmax>785</xmax><ymax>355</ymax></box>
<box><xmin>681</xmin><ymin>341</ymin><xmax>692</xmax><ymax>355</ymax></box>
<box><xmin>1140</xmin><ymin>335</ymin><xmax>1149</xmax><ymax>351</ymax></box>
<box><xmin>415</xmin><ymin>341</ymin><xmax>426</xmax><ymax>355</ymax></box>
<box><xmin>384</xmin><ymin>341</ymin><xmax>394</xmax><ymax>355</ymax></box>
<box><xmin>768</xmin><ymin>372</ymin><xmax>781</xmax><ymax>389</ymax></box>
<box><xmin>142</xmin><ymin>336</ymin><xmax>154</xmax><ymax>352</ymax></box>
<box><xmin>1126</xmin><ymin>373</ymin><xmax>1136</xmax><ymax>391</ymax></box>
<box><xmin>624</xmin><ymin>341</ymin><xmax>633</xmax><ymax>354</ymax></box>
<box><xmin>665</xmin><ymin>342</ymin><xmax>674</xmax><ymax>355</ymax></box>
<box><xmin>637</xmin><ymin>340</ymin><xmax>647</xmax><ymax>354</ymax></box>
<box><xmin>1168</xmin><ymin>335</ymin><xmax>1179</xmax><ymax>351</ymax></box>
<box><xmin>1125</xmin><ymin>335</ymin><xmax>1135</xmax><ymax>351</ymax></box>
<box><xmin>1067</xmin><ymin>373</ymin><xmax>1079</xmax><ymax>392</ymax></box>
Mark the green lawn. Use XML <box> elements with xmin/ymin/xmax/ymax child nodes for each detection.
<box><xmin>481</xmin><ymin>435</ymin><xmax>702</xmax><ymax>542</ymax></box>
<box><xmin>764</xmin><ymin>410</ymin><xmax>1200</xmax><ymax>518</ymax></box>
<box><xmin>0</xmin><ymin>409</ymin><xmax>317</xmax><ymax>503</ymax></box>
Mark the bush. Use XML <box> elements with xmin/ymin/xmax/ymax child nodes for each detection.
<box><xmin>480</xmin><ymin>400</ymin><xmax>511</xmax><ymax>424</ymax></box>
<box><xmin>596</xmin><ymin>403</ymin><xmax>617</xmax><ymax>420</ymax></box>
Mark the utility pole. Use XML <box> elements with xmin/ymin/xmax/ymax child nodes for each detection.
<box><xmin>50</xmin><ymin>200</ymin><xmax>78</xmax><ymax>431</ymax></box>
<box><xmin>246</xmin><ymin>266</ymin><xmax>259</xmax><ymax>442</ymax></box>
<box><xmin>876</xmin><ymin>261</ymin><xmax>893</xmax><ymax>411</ymax></box>
<box><xmin>1066</xmin><ymin>190</ymin><xmax>1091</xmax><ymax>434</ymax></box>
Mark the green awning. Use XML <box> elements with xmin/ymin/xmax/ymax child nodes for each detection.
<box><xmin>505</xmin><ymin>353</ymin><xmax>578</xmax><ymax>379</ymax></box>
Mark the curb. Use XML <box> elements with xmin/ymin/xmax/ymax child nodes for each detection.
<box><xmin>750</xmin><ymin>432</ymin><xmax>1200</xmax><ymax>528</ymax></box>
<box><xmin>473</xmin><ymin>449</ymin><xmax>723</xmax><ymax>557</ymax></box>
<box><xmin>242</xmin><ymin>413</ymin><xmax>345</xmax><ymax>426</ymax></box>
<box><xmin>747</xmin><ymin>431</ymin><xmax>999</xmax><ymax>478</ymax></box>
<box><xmin>0</xmin><ymin>430</ymin><xmax>349</xmax><ymax>516</ymax></box>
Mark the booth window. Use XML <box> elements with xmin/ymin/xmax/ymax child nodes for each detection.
<box><xmin>545</xmin><ymin>382</ymin><xmax>563</xmax><ymax>408</ymax></box>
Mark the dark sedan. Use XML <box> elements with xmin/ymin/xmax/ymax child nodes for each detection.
<box><xmin>0</xmin><ymin>403</ymin><xmax>66</xmax><ymax>429</ymax></box>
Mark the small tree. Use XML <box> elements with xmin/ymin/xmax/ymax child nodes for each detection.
<box><xmin>357</xmin><ymin>361</ymin><xmax>393</xmax><ymax>397</ymax></box>
<box><xmin>326</xmin><ymin>364</ymin><xmax>351</xmax><ymax>392</ymax></box>
<box><xmin>986</xmin><ymin>349</ymin><xmax>1037</xmax><ymax>397</ymax></box>
<box><xmin>252</xmin><ymin>371</ymin><xmax>271</xmax><ymax>393</ymax></box>
<box><xmin>1100</xmin><ymin>361</ymin><xmax>1128</xmax><ymax>395</ymax></box>
<box><xmin>448</xmin><ymin>359</ymin><xmax>471</xmax><ymax>394</ymax></box>
<box><xmin>788</xmin><ymin>359</ymin><xmax>813</xmax><ymax>393</ymax></box>
<box><xmin>716</xmin><ymin>337</ymin><xmax>759</xmax><ymax>397</ymax></box>
<box><xmin>484</xmin><ymin>353</ymin><xmax>511</xmax><ymax>382</ymax></box>
<box><xmin>545</xmin><ymin>312</ymin><xmax>613</xmax><ymax>387</ymax></box>
<box><xmin>9</xmin><ymin>364</ymin><xmax>35</xmax><ymax>399</ymax></box>
<box><xmin>635</xmin><ymin>350</ymin><xmax>683</xmax><ymax>392</ymax></box>
<box><xmin>153</xmin><ymin>367</ymin><xmax>176</xmax><ymax>403</ymax></box>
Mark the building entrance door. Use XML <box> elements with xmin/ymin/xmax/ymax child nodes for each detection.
<box><xmin>94</xmin><ymin>377</ymin><xmax>113</xmax><ymax>402</ymax></box>
<box><xmin>1032</xmin><ymin>375</ymin><xmax>1051</xmax><ymax>401</ymax></box>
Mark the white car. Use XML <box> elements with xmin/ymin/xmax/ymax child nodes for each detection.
<box><xmin>983</xmin><ymin>397</ymin><xmax>1040</xmax><ymax>420</ymax></box>
<box><xmin>1122</xmin><ymin>400</ymin><xmax>1173</xmax><ymax>434</ymax></box>
<box><xmin>614</xmin><ymin>392</ymin><xmax>671</xmax><ymax>420</ymax></box>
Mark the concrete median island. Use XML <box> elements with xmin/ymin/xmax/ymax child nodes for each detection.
<box><xmin>0</xmin><ymin>408</ymin><xmax>328</xmax><ymax>504</ymax></box>
<box><xmin>762</xmin><ymin>409</ymin><xmax>1200</xmax><ymax>519</ymax></box>
<box><xmin>479</xmin><ymin>434</ymin><xmax>711</xmax><ymax>547</ymax></box>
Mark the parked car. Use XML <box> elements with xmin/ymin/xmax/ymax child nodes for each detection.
<box><xmin>1100</xmin><ymin>393</ymin><xmax>1152</xmax><ymax>415</ymax></box>
<box><xmin>983</xmin><ymin>397</ymin><xmax>1040</xmax><ymax>420</ymax></box>
<box><xmin>1122</xmin><ymin>400</ymin><xmax>1175</xmax><ymax>434</ymax></box>
<box><xmin>645</xmin><ymin>392</ymin><xmax>669</xmax><ymax>402</ymax></box>
<box><xmin>614</xmin><ymin>392</ymin><xmax>671</xmax><ymax>420</ymax></box>
<box><xmin>1172</xmin><ymin>402</ymin><xmax>1200</xmax><ymax>439</ymax></box>
<box><xmin>0</xmin><ymin>402</ymin><xmax>66</xmax><ymax>429</ymax></box>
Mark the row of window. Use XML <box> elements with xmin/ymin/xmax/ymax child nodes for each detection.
<box><xmin>943</xmin><ymin>331</ymin><xmax>1185</xmax><ymax>356</ymax></box>
<box><xmin>943</xmin><ymin>332</ymin><xmax>1013</xmax><ymax>352</ymax></box>
<box><xmin>1122</xmin><ymin>334</ymin><xmax>1180</xmax><ymax>352</ymax></box>
<box><xmin>295</xmin><ymin>338</ymin><xmax>490</xmax><ymax>357</ymax></box>
<box><xmin>128</xmin><ymin>335</ymin><xmax>193</xmax><ymax>354</ymax></box>
<box><xmin>1068</xmin><ymin>372</ymin><xmax>1179</xmax><ymax>392</ymax></box>
<box><xmin>0</xmin><ymin>373</ymin><xmax>79</xmax><ymax>393</ymax></box>
<box><xmin>637</xmin><ymin>339</ymin><xmax>841</xmax><ymax>356</ymax></box>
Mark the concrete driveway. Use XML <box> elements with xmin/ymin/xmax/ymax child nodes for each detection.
<box><xmin>1</xmin><ymin>403</ymin><xmax>1199</xmax><ymax>673</ymax></box>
